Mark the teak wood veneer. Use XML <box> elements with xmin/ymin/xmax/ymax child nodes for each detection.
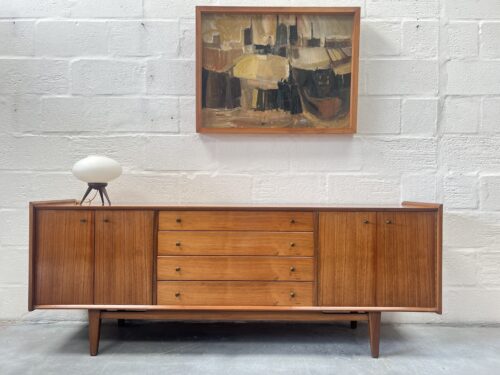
<box><xmin>29</xmin><ymin>200</ymin><xmax>443</xmax><ymax>357</ymax></box>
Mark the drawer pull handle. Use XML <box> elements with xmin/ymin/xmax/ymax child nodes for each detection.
<box><xmin>175</xmin><ymin>292</ymin><xmax>181</xmax><ymax>298</ymax></box>
<box><xmin>363</xmin><ymin>219</ymin><xmax>369</xmax><ymax>224</ymax></box>
<box><xmin>175</xmin><ymin>241</ymin><xmax>181</xmax><ymax>247</ymax></box>
<box><xmin>176</xmin><ymin>218</ymin><xmax>182</xmax><ymax>223</ymax></box>
<box><xmin>385</xmin><ymin>219</ymin><xmax>392</xmax><ymax>224</ymax></box>
<box><xmin>289</xmin><ymin>242</ymin><xmax>296</xmax><ymax>247</ymax></box>
<box><xmin>80</xmin><ymin>219</ymin><xmax>87</xmax><ymax>223</ymax></box>
<box><xmin>290</xmin><ymin>291</ymin><xmax>296</xmax><ymax>298</ymax></box>
<box><xmin>290</xmin><ymin>266</ymin><xmax>296</xmax><ymax>272</ymax></box>
<box><xmin>290</xmin><ymin>219</ymin><xmax>296</xmax><ymax>224</ymax></box>
<box><xmin>175</xmin><ymin>267</ymin><xmax>181</xmax><ymax>272</ymax></box>
<box><xmin>103</xmin><ymin>219</ymin><xmax>109</xmax><ymax>223</ymax></box>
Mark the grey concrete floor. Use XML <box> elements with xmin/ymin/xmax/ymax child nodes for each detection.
<box><xmin>1</xmin><ymin>321</ymin><xmax>499</xmax><ymax>375</ymax></box>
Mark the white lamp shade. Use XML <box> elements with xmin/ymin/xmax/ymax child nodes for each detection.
<box><xmin>72</xmin><ymin>155</ymin><xmax>122</xmax><ymax>183</ymax></box>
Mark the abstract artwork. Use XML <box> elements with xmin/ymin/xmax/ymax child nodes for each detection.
<box><xmin>196</xmin><ymin>7</ymin><xmax>360</xmax><ymax>134</ymax></box>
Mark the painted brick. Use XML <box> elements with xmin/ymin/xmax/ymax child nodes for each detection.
<box><xmin>71</xmin><ymin>59</ymin><xmax>145</xmax><ymax>95</ymax></box>
<box><xmin>443</xmin><ymin>97</ymin><xmax>480</xmax><ymax>134</ymax></box>
<box><xmin>179</xmin><ymin>96</ymin><xmax>196</xmax><ymax>133</ymax></box>
<box><xmin>444</xmin><ymin>289</ymin><xmax>500</xmax><ymax>323</ymax></box>
<box><xmin>40</xmin><ymin>97</ymin><xmax>178</xmax><ymax>133</ymax></box>
<box><xmin>443</xmin><ymin>173</ymin><xmax>478</xmax><ymax>209</ymax></box>
<box><xmin>480</xmin><ymin>22</ymin><xmax>500</xmax><ymax>58</ymax></box>
<box><xmin>216</xmin><ymin>137</ymin><xmax>289</xmax><ymax>172</ymax></box>
<box><xmin>441</xmin><ymin>136</ymin><xmax>500</xmax><ymax>172</ymax></box>
<box><xmin>402</xmin><ymin>21</ymin><xmax>439</xmax><ymax>59</ymax></box>
<box><xmin>447</xmin><ymin>22</ymin><xmax>479</xmax><ymax>59</ymax></box>
<box><xmin>0</xmin><ymin>59</ymin><xmax>68</xmax><ymax>94</ymax></box>
<box><xmin>144</xmin><ymin>0</ymin><xmax>216</xmax><ymax>19</ymax></box>
<box><xmin>254</xmin><ymin>175</ymin><xmax>327</xmax><ymax>203</ymax></box>
<box><xmin>357</xmin><ymin>97</ymin><xmax>401</xmax><ymax>134</ymax></box>
<box><xmin>180</xmin><ymin>174</ymin><xmax>253</xmax><ymax>203</ymax></box>
<box><xmin>0</xmin><ymin>209</ymin><xmax>28</xmax><ymax>246</ymax></box>
<box><xmin>142</xmin><ymin>135</ymin><xmax>216</xmax><ymax>171</ymax></box>
<box><xmin>69</xmin><ymin>0</ymin><xmax>142</xmax><ymax>18</ymax></box>
<box><xmin>367</xmin><ymin>0</ymin><xmax>440</xmax><ymax>18</ymax></box>
<box><xmin>445</xmin><ymin>0</ymin><xmax>500</xmax><ymax>19</ymax></box>
<box><xmin>401</xmin><ymin>98</ymin><xmax>438</xmax><ymax>135</ymax></box>
<box><xmin>480</xmin><ymin>175</ymin><xmax>500</xmax><ymax>210</ymax></box>
<box><xmin>366</xmin><ymin>60</ymin><xmax>439</xmax><ymax>95</ymax></box>
<box><xmin>401</xmin><ymin>173</ymin><xmax>437</xmax><ymax>202</ymax></box>
<box><xmin>0</xmin><ymin>95</ymin><xmax>41</xmax><ymax>133</ymax></box>
<box><xmin>444</xmin><ymin>212</ymin><xmax>500</xmax><ymax>248</ymax></box>
<box><xmin>447</xmin><ymin>61</ymin><xmax>500</xmax><ymax>95</ymax></box>
<box><xmin>108</xmin><ymin>21</ymin><xmax>179</xmax><ymax>57</ymax></box>
<box><xmin>0</xmin><ymin>21</ymin><xmax>34</xmax><ymax>56</ymax></box>
<box><xmin>478</xmin><ymin>253</ymin><xmax>500</xmax><ymax>286</ymax></box>
<box><xmin>147</xmin><ymin>59</ymin><xmax>195</xmax><ymax>95</ymax></box>
<box><xmin>327</xmin><ymin>175</ymin><xmax>400</xmax><ymax>204</ymax></box>
<box><xmin>482</xmin><ymin>98</ymin><xmax>500</xmax><ymax>133</ymax></box>
<box><xmin>179</xmin><ymin>21</ymin><xmax>196</xmax><ymax>59</ymax></box>
<box><xmin>360</xmin><ymin>21</ymin><xmax>401</xmax><ymax>57</ymax></box>
<box><xmin>111</xmin><ymin>174</ymin><xmax>181</xmax><ymax>204</ymax></box>
<box><xmin>443</xmin><ymin>250</ymin><xmax>477</xmax><ymax>286</ymax></box>
<box><xmin>36</xmin><ymin>21</ymin><xmax>107</xmax><ymax>57</ymax></box>
<box><xmin>0</xmin><ymin>247</ymin><xmax>27</xmax><ymax>285</ymax></box>
<box><xmin>0</xmin><ymin>0</ymin><xmax>69</xmax><ymax>18</ymax></box>
<box><xmin>363</xmin><ymin>137</ymin><xmax>437</xmax><ymax>173</ymax></box>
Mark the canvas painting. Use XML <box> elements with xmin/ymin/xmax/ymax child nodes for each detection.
<box><xmin>196</xmin><ymin>7</ymin><xmax>360</xmax><ymax>133</ymax></box>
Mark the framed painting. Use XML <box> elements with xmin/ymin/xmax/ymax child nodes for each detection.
<box><xmin>196</xmin><ymin>6</ymin><xmax>360</xmax><ymax>134</ymax></box>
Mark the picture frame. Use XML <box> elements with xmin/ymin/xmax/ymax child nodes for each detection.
<box><xmin>196</xmin><ymin>6</ymin><xmax>361</xmax><ymax>134</ymax></box>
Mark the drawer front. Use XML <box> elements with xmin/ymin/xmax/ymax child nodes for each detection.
<box><xmin>157</xmin><ymin>256</ymin><xmax>314</xmax><ymax>281</ymax></box>
<box><xmin>158</xmin><ymin>231</ymin><xmax>314</xmax><ymax>256</ymax></box>
<box><xmin>157</xmin><ymin>281</ymin><xmax>313</xmax><ymax>306</ymax></box>
<box><xmin>158</xmin><ymin>211</ymin><xmax>314</xmax><ymax>231</ymax></box>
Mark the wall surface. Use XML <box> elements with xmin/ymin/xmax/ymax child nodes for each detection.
<box><xmin>1</xmin><ymin>0</ymin><xmax>500</xmax><ymax>323</ymax></box>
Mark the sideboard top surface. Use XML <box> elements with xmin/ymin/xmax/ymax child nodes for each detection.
<box><xmin>30</xmin><ymin>200</ymin><xmax>442</xmax><ymax>211</ymax></box>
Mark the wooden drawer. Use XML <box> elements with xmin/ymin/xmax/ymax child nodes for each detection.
<box><xmin>158</xmin><ymin>231</ymin><xmax>314</xmax><ymax>256</ymax></box>
<box><xmin>158</xmin><ymin>211</ymin><xmax>314</xmax><ymax>231</ymax></box>
<box><xmin>157</xmin><ymin>281</ymin><xmax>313</xmax><ymax>306</ymax></box>
<box><xmin>157</xmin><ymin>256</ymin><xmax>314</xmax><ymax>281</ymax></box>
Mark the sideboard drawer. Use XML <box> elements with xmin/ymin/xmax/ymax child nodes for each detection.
<box><xmin>157</xmin><ymin>256</ymin><xmax>314</xmax><ymax>281</ymax></box>
<box><xmin>158</xmin><ymin>211</ymin><xmax>314</xmax><ymax>231</ymax></box>
<box><xmin>158</xmin><ymin>231</ymin><xmax>314</xmax><ymax>256</ymax></box>
<box><xmin>157</xmin><ymin>281</ymin><xmax>313</xmax><ymax>306</ymax></box>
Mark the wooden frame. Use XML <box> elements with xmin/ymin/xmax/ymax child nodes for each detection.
<box><xmin>195</xmin><ymin>6</ymin><xmax>361</xmax><ymax>134</ymax></box>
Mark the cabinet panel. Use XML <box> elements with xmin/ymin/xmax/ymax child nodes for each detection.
<box><xmin>35</xmin><ymin>210</ymin><xmax>94</xmax><ymax>305</ymax></box>
<box><xmin>95</xmin><ymin>210</ymin><xmax>154</xmax><ymax>305</ymax></box>
<box><xmin>376</xmin><ymin>212</ymin><xmax>436</xmax><ymax>308</ymax></box>
<box><xmin>319</xmin><ymin>212</ymin><xmax>376</xmax><ymax>306</ymax></box>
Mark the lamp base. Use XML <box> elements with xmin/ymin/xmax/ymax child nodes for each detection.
<box><xmin>80</xmin><ymin>183</ymin><xmax>111</xmax><ymax>206</ymax></box>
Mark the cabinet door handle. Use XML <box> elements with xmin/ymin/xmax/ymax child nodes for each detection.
<box><xmin>363</xmin><ymin>219</ymin><xmax>369</xmax><ymax>224</ymax></box>
<box><xmin>385</xmin><ymin>219</ymin><xmax>392</xmax><ymax>224</ymax></box>
<box><xmin>103</xmin><ymin>219</ymin><xmax>110</xmax><ymax>223</ymax></box>
<box><xmin>80</xmin><ymin>219</ymin><xmax>87</xmax><ymax>223</ymax></box>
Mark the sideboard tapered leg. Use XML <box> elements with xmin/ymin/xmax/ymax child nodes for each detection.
<box><xmin>88</xmin><ymin>309</ymin><xmax>101</xmax><ymax>356</ymax></box>
<box><xmin>368</xmin><ymin>312</ymin><xmax>381</xmax><ymax>358</ymax></box>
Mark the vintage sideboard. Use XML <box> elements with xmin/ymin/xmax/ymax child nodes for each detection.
<box><xmin>28</xmin><ymin>200</ymin><xmax>442</xmax><ymax>357</ymax></box>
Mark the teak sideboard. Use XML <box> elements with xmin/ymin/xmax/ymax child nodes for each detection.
<box><xmin>29</xmin><ymin>200</ymin><xmax>443</xmax><ymax>357</ymax></box>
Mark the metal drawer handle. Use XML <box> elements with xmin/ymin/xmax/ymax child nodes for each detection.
<box><xmin>175</xmin><ymin>241</ymin><xmax>181</xmax><ymax>247</ymax></box>
<box><xmin>175</xmin><ymin>292</ymin><xmax>181</xmax><ymax>298</ymax></box>
<box><xmin>363</xmin><ymin>219</ymin><xmax>369</xmax><ymax>224</ymax></box>
<box><xmin>290</xmin><ymin>266</ymin><xmax>296</xmax><ymax>272</ymax></box>
<box><xmin>175</xmin><ymin>267</ymin><xmax>181</xmax><ymax>272</ymax></box>
<box><xmin>176</xmin><ymin>217</ymin><xmax>182</xmax><ymax>223</ymax></box>
<box><xmin>290</xmin><ymin>291</ymin><xmax>296</xmax><ymax>298</ymax></box>
<box><xmin>289</xmin><ymin>242</ymin><xmax>296</xmax><ymax>247</ymax></box>
<box><xmin>290</xmin><ymin>219</ymin><xmax>296</xmax><ymax>224</ymax></box>
<box><xmin>385</xmin><ymin>219</ymin><xmax>392</xmax><ymax>224</ymax></box>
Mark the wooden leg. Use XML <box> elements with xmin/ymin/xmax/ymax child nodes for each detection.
<box><xmin>88</xmin><ymin>309</ymin><xmax>101</xmax><ymax>356</ymax></box>
<box><xmin>368</xmin><ymin>312</ymin><xmax>381</xmax><ymax>358</ymax></box>
<box><xmin>117</xmin><ymin>319</ymin><xmax>125</xmax><ymax>326</ymax></box>
<box><xmin>350</xmin><ymin>320</ymin><xmax>358</xmax><ymax>329</ymax></box>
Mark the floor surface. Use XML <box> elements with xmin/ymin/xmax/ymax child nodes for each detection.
<box><xmin>1</xmin><ymin>321</ymin><xmax>499</xmax><ymax>374</ymax></box>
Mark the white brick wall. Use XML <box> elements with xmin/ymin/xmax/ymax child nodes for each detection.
<box><xmin>1</xmin><ymin>0</ymin><xmax>500</xmax><ymax>324</ymax></box>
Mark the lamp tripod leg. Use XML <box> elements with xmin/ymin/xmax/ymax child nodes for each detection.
<box><xmin>80</xmin><ymin>185</ymin><xmax>94</xmax><ymax>205</ymax></box>
<box><xmin>102</xmin><ymin>187</ymin><xmax>111</xmax><ymax>206</ymax></box>
<box><xmin>98</xmin><ymin>188</ymin><xmax>105</xmax><ymax>206</ymax></box>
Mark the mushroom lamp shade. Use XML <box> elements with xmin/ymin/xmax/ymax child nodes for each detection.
<box><xmin>72</xmin><ymin>155</ymin><xmax>122</xmax><ymax>206</ymax></box>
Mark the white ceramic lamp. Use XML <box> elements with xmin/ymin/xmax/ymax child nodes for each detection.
<box><xmin>72</xmin><ymin>155</ymin><xmax>122</xmax><ymax>206</ymax></box>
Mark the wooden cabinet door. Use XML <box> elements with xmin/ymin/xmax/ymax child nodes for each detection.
<box><xmin>35</xmin><ymin>210</ymin><xmax>94</xmax><ymax>305</ymax></box>
<box><xmin>95</xmin><ymin>210</ymin><xmax>154</xmax><ymax>305</ymax></box>
<box><xmin>319</xmin><ymin>212</ymin><xmax>376</xmax><ymax>306</ymax></box>
<box><xmin>376</xmin><ymin>212</ymin><xmax>436</xmax><ymax>308</ymax></box>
